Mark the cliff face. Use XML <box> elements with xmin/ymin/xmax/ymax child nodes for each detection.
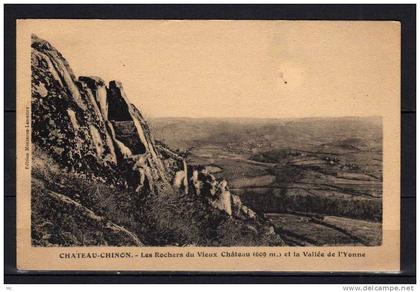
<box><xmin>31</xmin><ymin>34</ymin><xmax>284</xmax><ymax>247</ymax></box>
<box><xmin>31</xmin><ymin>35</ymin><xmax>169</xmax><ymax>192</ymax></box>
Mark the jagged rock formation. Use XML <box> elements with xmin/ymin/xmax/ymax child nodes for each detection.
<box><xmin>32</xmin><ymin>34</ymin><xmax>170</xmax><ymax>192</ymax></box>
<box><xmin>31</xmin><ymin>34</ymin><xmax>284</xmax><ymax>246</ymax></box>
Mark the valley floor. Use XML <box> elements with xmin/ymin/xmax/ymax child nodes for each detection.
<box><xmin>151</xmin><ymin>117</ymin><xmax>383</xmax><ymax>246</ymax></box>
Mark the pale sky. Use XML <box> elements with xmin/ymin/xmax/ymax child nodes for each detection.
<box><xmin>24</xmin><ymin>20</ymin><xmax>400</xmax><ymax>119</ymax></box>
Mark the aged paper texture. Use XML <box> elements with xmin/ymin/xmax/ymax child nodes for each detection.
<box><xmin>17</xmin><ymin>20</ymin><xmax>400</xmax><ymax>271</ymax></box>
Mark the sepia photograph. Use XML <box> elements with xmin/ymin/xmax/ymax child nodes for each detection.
<box><xmin>15</xmin><ymin>19</ymin><xmax>401</xmax><ymax>271</ymax></box>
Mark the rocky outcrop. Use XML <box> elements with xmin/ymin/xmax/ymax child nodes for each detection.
<box><xmin>31</xmin><ymin>34</ymin><xmax>283</xmax><ymax>246</ymax></box>
<box><xmin>187</xmin><ymin>167</ymin><xmax>257</xmax><ymax>219</ymax></box>
<box><xmin>31</xmin><ymin>34</ymin><xmax>170</xmax><ymax>193</ymax></box>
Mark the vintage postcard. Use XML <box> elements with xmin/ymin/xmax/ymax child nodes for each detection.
<box><xmin>16</xmin><ymin>19</ymin><xmax>400</xmax><ymax>271</ymax></box>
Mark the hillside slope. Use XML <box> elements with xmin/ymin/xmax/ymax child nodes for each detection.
<box><xmin>31</xmin><ymin>34</ymin><xmax>284</xmax><ymax>247</ymax></box>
